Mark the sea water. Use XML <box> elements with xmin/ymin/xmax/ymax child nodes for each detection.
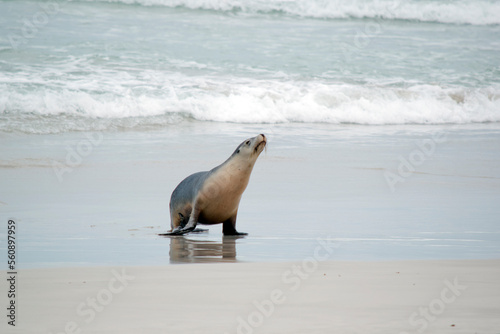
<box><xmin>1</xmin><ymin>0</ymin><xmax>499</xmax><ymax>267</ymax></box>
<box><xmin>1</xmin><ymin>0</ymin><xmax>500</xmax><ymax>130</ymax></box>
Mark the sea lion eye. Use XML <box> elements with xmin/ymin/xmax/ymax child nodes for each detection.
<box><xmin>245</xmin><ymin>140</ymin><xmax>251</xmax><ymax>145</ymax></box>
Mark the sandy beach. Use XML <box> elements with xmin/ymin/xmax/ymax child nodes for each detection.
<box><xmin>1</xmin><ymin>259</ymin><xmax>499</xmax><ymax>334</ymax></box>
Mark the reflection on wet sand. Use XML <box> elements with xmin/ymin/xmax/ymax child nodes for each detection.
<box><xmin>169</xmin><ymin>236</ymin><xmax>243</xmax><ymax>263</ymax></box>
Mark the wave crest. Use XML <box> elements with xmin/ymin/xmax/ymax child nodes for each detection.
<box><xmin>82</xmin><ymin>0</ymin><xmax>500</xmax><ymax>25</ymax></box>
<box><xmin>2</xmin><ymin>76</ymin><xmax>499</xmax><ymax>133</ymax></box>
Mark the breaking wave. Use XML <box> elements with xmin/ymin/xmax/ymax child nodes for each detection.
<box><xmin>80</xmin><ymin>0</ymin><xmax>500</xmax><ymax>26</ymax></box>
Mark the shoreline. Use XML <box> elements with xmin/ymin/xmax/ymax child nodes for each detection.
<box><xmin>2</xmin><ymin>258</ymin><xmax>499</xmax><ymax>333</ymax></box>
<box><xmin>1</xmin><ymin>123</ymin><xmax>500</xmax><ymax>267</ymax></box>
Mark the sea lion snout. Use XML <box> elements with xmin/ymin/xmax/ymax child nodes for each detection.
<box><xmin>255</xmin><ymin>133</ymin><xmax>267</xmax><ymax>153</ymax></box>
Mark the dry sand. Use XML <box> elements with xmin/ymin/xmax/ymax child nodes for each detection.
<box><xmin>2</xmin><ymin>259</ymin><xmax>499</xmax><ymax>334</ymax></box>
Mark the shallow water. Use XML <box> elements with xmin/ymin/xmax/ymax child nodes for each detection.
<box><xmin>1</xmin><ymin>123</ymin><xmax>499</xmax><ymax>268</ymax></box>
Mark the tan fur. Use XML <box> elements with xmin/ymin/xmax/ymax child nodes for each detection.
<box><xmin>197</xmin><ymin>159</ymin><xmax>254</xmax><ymax>222</ymax></box>
<box><xmin>163</xmin><ymin>134</ymin><xmax>266</xmax><ymax>235</ymax></box>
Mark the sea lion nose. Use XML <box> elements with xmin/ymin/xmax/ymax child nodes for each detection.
<box><xmin>260</xmin><ymin>133</ymin><xmax>266</xmax><ymax>139</ymax></box>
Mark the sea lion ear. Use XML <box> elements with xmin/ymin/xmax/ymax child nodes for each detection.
<box><xmin>236</xmin><ymin>149</ymin><xmax>240</xmax><ymax>154</ymax></box>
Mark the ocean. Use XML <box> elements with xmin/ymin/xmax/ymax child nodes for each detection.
<box><xmin>1</xmin><ymin>0</ymin><xmax>500</xmax><ymax>131</ymax></box>
<box><xmin>1</xmin><ymin>0</ymin><xmax>500</xmax><ymax>267</ymax></box>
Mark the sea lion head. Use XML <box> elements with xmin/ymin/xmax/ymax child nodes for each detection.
<box><xmin>231</xmin><ymin>134</ymin><xmax>267</xmax><ymax>161</ymax></box>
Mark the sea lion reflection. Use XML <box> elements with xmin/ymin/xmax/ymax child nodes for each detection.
<box><xmin>169</xmin><ymin>236</ymin><xmax>242</xmax><ymax>263</ymax></box>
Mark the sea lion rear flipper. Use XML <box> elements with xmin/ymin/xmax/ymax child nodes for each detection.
<box><xmin>222</xmin><ymin>218</ymin><xmax>248</xmax><ymax>236</ymax></box>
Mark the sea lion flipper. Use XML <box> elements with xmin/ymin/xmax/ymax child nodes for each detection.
<box><xmin>159</xmin><ymin>227</ymin><xmax>207</xmax><ymax>236</ymax></box>
<box><xmin>158</xmin><ymin>225</ymin><xmax>189</xmax><ymax>236</ymax></box>
<box><xmin>191</xmin><ymin>228</ymin><xmax>208</xmax><ymax>233</ymax></box>
<box><xmin>159</xmin><ymin>229</ymin><xmax>189</xmax><ymax>236</ymax></box>
<box><xmin>160</xmin><ymin>209</ymin><xmax>200</xmax><ymax>236</ymax></box>
<box><xmin>222</xmin><ymin>217</ymin><xmax>248</xmax><ymax>236</ymax></box>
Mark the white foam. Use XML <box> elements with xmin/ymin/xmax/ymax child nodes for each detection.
<box><xmin>1</xmin><ymin>54</ymin><xmax>499</xmax><ymax>133</ymax></box>
<box><xmin>85</xmin><ymin>0</ymin><xmax>500</xmax><ymax>25</ymax></box>
<box><xmin>1</xmin><ymin>69</ymin><xmax>499</xmax><ymax>133</ymax></box>
<box><xmin>183</xmin><ymin>80</ymin><xmax>500</xmax><ymax>124</ymax></box>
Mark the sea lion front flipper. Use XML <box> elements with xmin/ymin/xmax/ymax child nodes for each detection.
<box><xmin>158</xmin><ymin>226</ymin><xmax>185</xmax><ymax>236</ymax></box>
<box><xmin>159</xmin><ymin>228</ymin><xmax>206</xmax><ymax>236</ymax></box>
<box><xmin>191</xmin><ymin>228</ymin><xmax>208</xmax><ymax>233</ymax></box>
<box><xmin>163</xmin><ymin>208</ymin><xmax>200</xmax><ymax>235</ymax></box>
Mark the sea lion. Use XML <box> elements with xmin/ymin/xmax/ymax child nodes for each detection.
<box><xmin>160</xmin><ymin>134</ymin><xmax>266</xmax><ymax>236</ymax></box>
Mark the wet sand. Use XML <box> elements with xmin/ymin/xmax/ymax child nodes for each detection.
<box><xmin>1</xmin><ymin>123</ymin><xmax>500</xmax><ymax>267</ymax></box>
